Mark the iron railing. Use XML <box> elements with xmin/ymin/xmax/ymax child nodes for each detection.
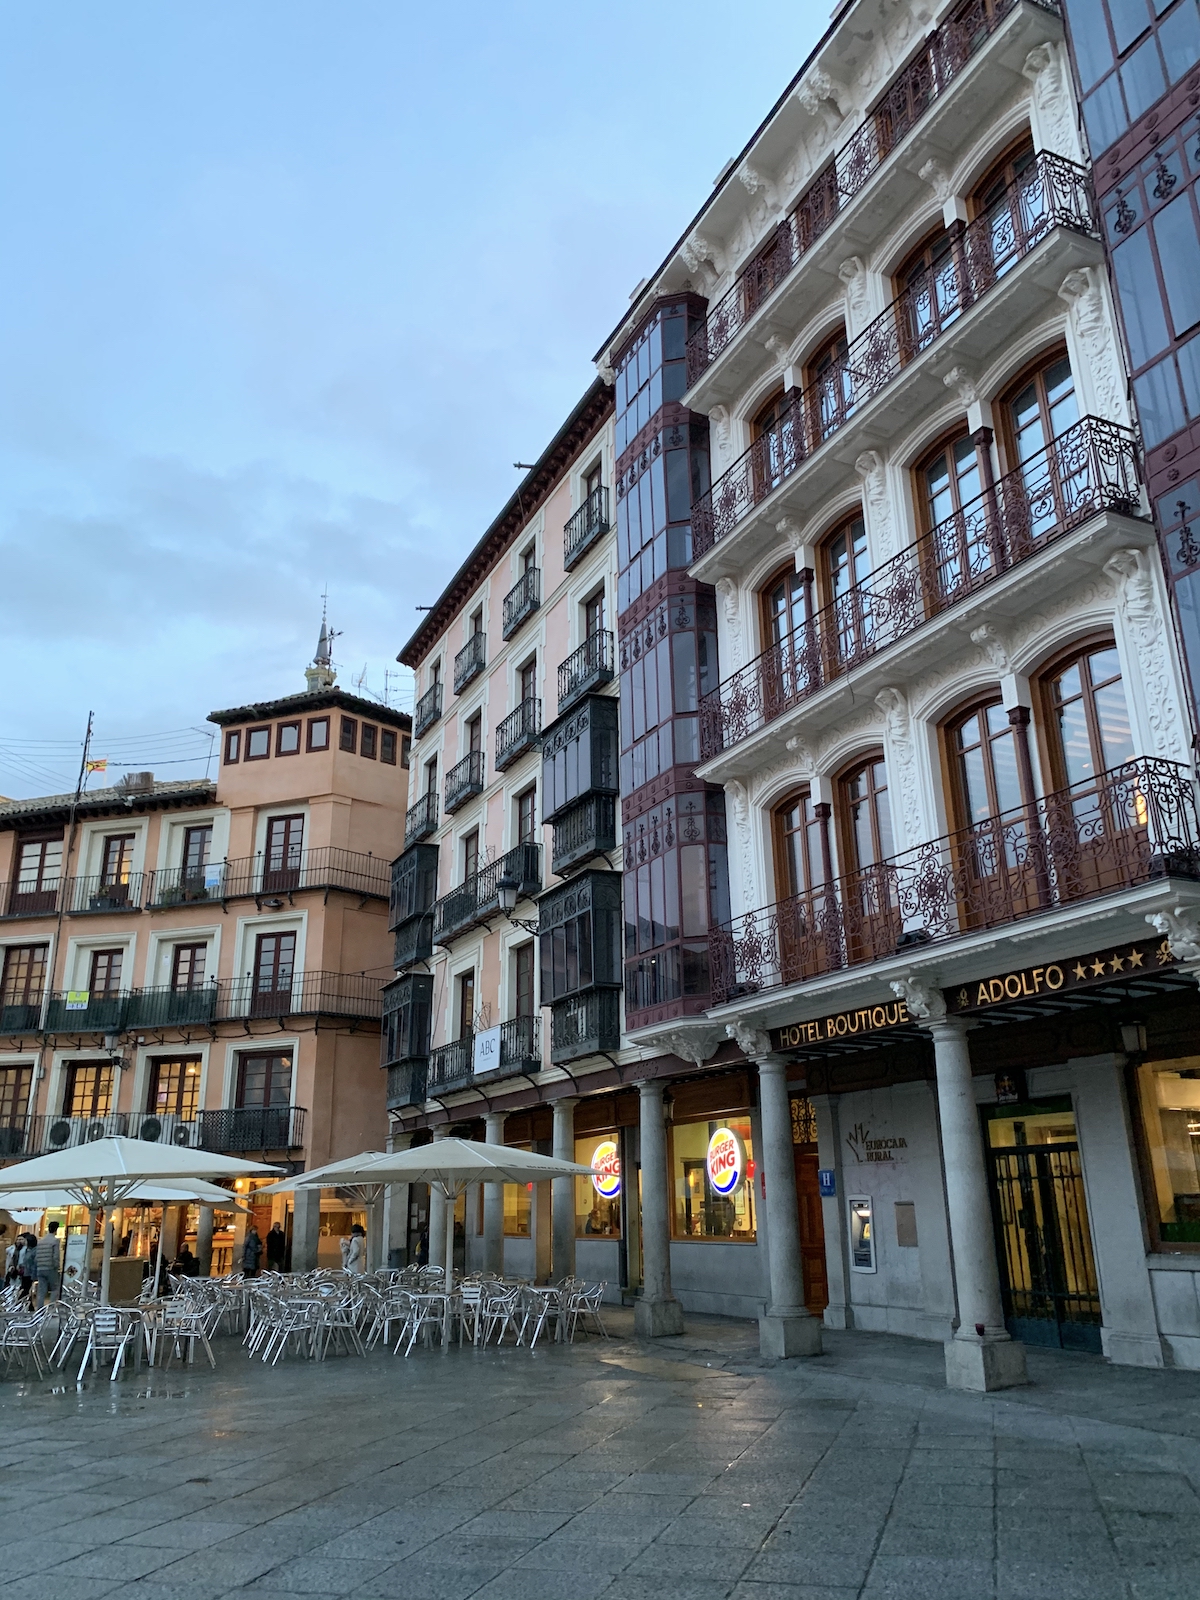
<box><xmin>454</xmin><ymin>632</ymin><xmax>487</xmax><ymax>694</ymax></box>
<box><xmin>28</xmin><ymin>972</ymin><xmax>382</xmax><ymax>1035</ymax></box>
<box><xmin>502</xmin><ymin>568</ymin><xmax>541</xmax><ymax>638</ymax></box>
<box><xmin>496</xmin><ymin>698</ymin><xmax>542</xmax><ymax>770</ymax></box>
<box><xmin>444</xmin><ymin>750</ymin><xmax>485</xmax><ymax>813</ymax></box>
<box><xmin>558</xmin><ymin>631</ymin><xmax>616</xmax><ymax>713</ymax></box>
<box><xmin>37</xmin><ymin>1112</ymin><xmax>131</xmax><ymax>1152</ymax></box>
<box><xmin>564</xmin><ymin>486</ymin><xmax>612</xmax><ymax>568</ymax></box>
<box><xmin>712</xmin><ymin>758</ymin><xmax>1200</xmax><ymax>1004</ymax></box>
<box><xmin>700</xmin><ymin>417</ymin><xmax>1141</xmax><ymax>757</ymax></box>
<box><xmin>693</xmin><ymin>152</ymin><xmax>1095</xmax><ymax>558</ymax></box>
<box><xmin>386</xmin><ymin>1061</ymin><xmax>428</xmax><ymax>1109</ymax></box>
<box><xmin>197</xmin><ymin>1106</ymin><xmax>306</xmax><ymax>1152</ymax></box>
<box><xmin>219</xmin><ymin>847</ymin><xmax>389</xmax><ymax>900</ymax></box>
<box><xmin>218</xmin><ymin>972</ymin><xmax>382</xmax><ymax>1022</ymax></box>
<box><xmin>394</xmin><ymin>913</ymin><xmax>434</xmax><ymax>969</ymax></box>
<box><xmin>0</xmin><ymin>1001</ymin><xmax>43</xmax><ymax>1034</ymax></box>
<box><xmin>123</xmin><ymin>984</ymin><xmax>219</xmax><ymax>1029</ymax></box>
<box><xmin>43</xmin><ymin>990</ymin><xmax>126</xmax><ymax>1032</ymax></box>
<box><xmin>65</xmin><ymin>874</ymin><xmax>147</xmax><ymax>914</ymax></box>
<box><xmin>413</xmin><ymin>681</ymin><xmax>443</xmax><ymax>737</ymax></box>
<box><xmin>550</xmin><ymin>989</ymin><xmax>621</xmax><ymax>1064</ymax></box>
<box><xmin>433</xmin><ymin>843</ymin><xmax>542</xmax><ymax>945</ymax></box>
<box><xmin>500</xmin><ymin>1014</ymin><xmax>541</xmax><ymax>1071</ymax></box>
<box><xmin>551</xmin><ymin>793</ymin><xmax>617</xmax><ymax>876</ymax></box>
<box><xmin>429</xmin><ymin>1036</ymin><xmax>474</xmax><ymax>1093</ymax></box>
<box><xmin>405</xmin><ymin>791</ymin><xmax>439</xmax><ymax>844</ymax></box>
<box><xmin>1</xmin><ymin>881</ymin><xmax>63</xmax><ymax>918</ymax></box>
<box><xmin>0</xmin><ymin>1116</ymin><xmax>41</xmax><ymax>1158</ymax></box>
<box><xmin>143</xmin><ymin>864</ymin><xmax>226</xmax><ymax>907</ymax></box>
<box><xmin>686</xmin><ymin>0</ymin><xmax>1046</xmax><ymax>383</ymax></box>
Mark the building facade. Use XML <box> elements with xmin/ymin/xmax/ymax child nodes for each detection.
<box><xmin>0</xmin><ymin>645</ymin><xmax>409</xmax><ymax>1272</ymax></box>
<box><xmin>388</xmin><ymin>0</ymin><xmax>1200</xmax><ymax>1385</ymax></box>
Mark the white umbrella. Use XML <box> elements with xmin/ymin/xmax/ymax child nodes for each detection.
<box><xmin>0</xmin><ymin>1138</ymin><xmax>281</xmax><ymax>1302</ymax></box>
<box><xmin>264</xmin><ymin>1139</ymin><xmax>593</xmax><ymax>1293</ymax></box>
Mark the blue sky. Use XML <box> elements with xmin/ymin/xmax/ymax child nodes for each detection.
<box><xmin>0</xmin><ymin>2</ymin><xmax>825</xmax><ymax>798</ymax></box>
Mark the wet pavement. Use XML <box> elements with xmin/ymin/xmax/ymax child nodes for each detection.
<box><xmin>2</xmin><ymin>1308</ymin><xmax>1199</xmax><ymax>1599</ymax></box>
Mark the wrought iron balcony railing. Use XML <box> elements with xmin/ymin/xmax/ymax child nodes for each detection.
<box><xmin>0</xmin><ymin>1115</ymin><xmax>43</xmax><ymax>1158</ymax></box>
<box><xmin>413</xmin><ymin>681</ymin><xmax>443</xmax><ymax>738</ymax></box>
<box><xmin>444</xmin><ymin>750</ymin><xmax>485</xmax><ymax>813</ymax></box>
<box><xmin>558</xmin><ymin>631</ymin><xmax>616</xmax><ymax>714</ymax></box>
<box><xmin>1</xmin><ymin>881</ymin><xmax>63</xmax><ymax>918</ymax></box>
<box><xmin>564</xmin><ymin>486</ymin><xmax>612</xmax><ymax>569</ymax></box>
<box><xmin>124</xmin><ymin>984</ymin><xmax>219</xmax><ymax>1029</ymax></box>
<box><xmin>700</xmin><ymin>417</ymin><xmax>1141</xmax><ymax>758</ymax></box>
<box><xmin>218</xmin><ymin>971</ymin><xmax>382</xmax><ymax>1022</ymax></box>
<box><xmin>218</xmin><ymin>847</ymin><xmax>389</xmax><ymax>901</ymax></box>
<box><xmin>686</xmin><ymin>0</ymin><xmax>1043</xmax><ymax>384</ymax></box>
<box><xmin>454</xmin><ymin>632</ymin><xmax>487</xmax><ymax>694</ymax></box>
<box><xmin>429</xmin><ymin>1036</ymin><xmax>474</xmax><ymax>1094</ymax></box>
<box><xmin>43</xmin><ymin>990</ymin><xmax>126</xmax><ymax>1032</ymax></box>
<box><xmin>386</xmin><ymin>1061</ymin><xmax>428</xmax><ymax>1110</ymax></box>
<box><xmin>37</xmin><ymin>1112</ymin><xmax>131</xmax><ymax>1153</ymax></box>
<box><xmin>405</xmin><ymin>791</ymin><xmax>439</xmax><ymax>844</ymax></box>
<box><xmin>496</xmin><ymin>698</ymin><xmax>542</xmax><ymax>770</ymax></box>
<box><xmin>28</xmin><ymin>972</ymin><xmax>383</xmax><ymax>1036</ymax></box>
<box><xmin>0</xmin><ymin>1108</ymin><xmax>308</xmax><ymax>1161</ymax></box>
<box><xmin>394</xmin><ymin>913</ymin><xmax>434</xmax><ymax>969</ymax></box>
<box><xmin>502</xmin><ymin>567</ymin><xmax>541</xmax><ymax>638</ymax></box>
<box><xmin>712</xmin><ymin>758</ymin><xmax>1200</xmax><ymax>1005</ymax></box>
<box><xmin>693</xmin><ymin>152</ymin><xmax>1095</xmax><ymax>559</ymax></box>
<box><xmin>143</xmin><ymin>864</ymin><xmax>226</xmax><ymax>907</ymax></box>
<box><xmin>551</xmin><ymin>793</ymin><xmax>617</xmax><ymax>877</ymax></box>
<box><xmin>66</xmin><ymin>874</ymin><xmax>147</xmax><ymax>914</ymax></box>
<box><xmin>0</xmin><ymin>1000</ymin><xmax>43</xmax><ymax>1034</ymax></box>
<box><xmin>197</xmin><ymin>1106</ymin><xmax>306</xmax><ymax>1152</ymax></box>
<box><xmin>433</xmin><ymin>843</ymin><xmax>542</xmax><ymax>945</ymax></box>
<box><xmin>499</xmin><ymin>1014</ymin><xmax>541</xmax><ymax>1072</ymax></box>
<box><xmin>550</xmin><ymin>989</ymin><xmax>621</xmax><ymax>1064</ymax></box>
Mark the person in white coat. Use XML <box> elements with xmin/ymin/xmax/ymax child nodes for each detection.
<box><xmin>339</xmin><ymin>1223</ymin><xmax>366</xmax><ymax>1274</ymax></box>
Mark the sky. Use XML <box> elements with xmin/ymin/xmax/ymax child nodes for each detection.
<box><xmin>0</xmin><ymin>1</ymin><xmax>827</xmax><ymax>800</ymax></box>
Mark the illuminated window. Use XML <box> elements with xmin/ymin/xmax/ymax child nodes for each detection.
<box><xmin>575</xmin><ymin>1133</ymin><xmax>622</xmax><ymax>1238</ymax></box>
<box><xmin>670</xmin><ymin>1115</ymin><xmax>756</xmax><ymax>1241</ymax></box>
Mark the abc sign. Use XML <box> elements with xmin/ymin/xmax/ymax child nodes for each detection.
<box><xmin>590</xmin><ymin>1140</ymin><xmax>621</xmax><ymax>1199</ymax></box>
<box><xmin>707</xmin><ymin>1126</ymin><xmax>746</xmax><ymax>1197</ymax></box>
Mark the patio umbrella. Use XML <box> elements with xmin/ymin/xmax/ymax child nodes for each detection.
<box><xmin>263</xmin><ymin>1139</ymin><xmax>594</xmax><ymax>1293</ymax></box>
<box><xmin>0</xmin><ymin>1138</ymin><xmax>280</xmax><ymax>1302</ymax></box>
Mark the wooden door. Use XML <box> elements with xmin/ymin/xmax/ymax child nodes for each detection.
<box><xmin>793</xmin><ymin>1144</ymin><xmax>829</xmax><ymax>1316</ymax></box>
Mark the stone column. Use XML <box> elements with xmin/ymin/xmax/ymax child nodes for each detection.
<box><xmin>756</xmin><ymin>1056</ymin><xmax>822</xmax><ymax>1358</ymax></box>
<box><xmin>552</xmin><ymin>1097</ymin><xmax>578</xmax><ymax>1283</ymax></box>
<box><xmin>929</xmin><ymin>1014</ymin><xmax>1027</xmax><ymax>1390</ymax></box>
<box><xmin>381</xmin><ymin>1131</ymin><xmax>413</xmax><ymax>1269</ymax></box>
<box><xmin>634</xmin><ymin>1078</ymin><xmax>684</xmax><ymax>1337</ymax></box>
<box><xmin>482</xmin><ymin>1112</ymin><xmax>505</xmax><ymax>1276</ymax></box>
<box><xmin>290</xmin><ymin>1188</ymin><xmax>322</xmax><ymax>1273</ymax></box>
<box><xmin>427</xmin><ymin>1127</ymin><xmax>449</xmax><ymax>1274</ymax></box>
<box><xmin>196</xmin><ymin>1205</ymin><xmax>214</xmax><ymax>1277</ymax></box>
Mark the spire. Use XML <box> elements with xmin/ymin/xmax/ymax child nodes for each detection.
<box><xmin>305</xmin><ymin>592</ymin><xmax>338</xmax><ymax>691</ymax></box>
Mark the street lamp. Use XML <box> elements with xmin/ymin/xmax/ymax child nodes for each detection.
<box><xmin>495</xmin><ymin>870</ymin><xmax>539</xmax><ymax>934</ymax></box>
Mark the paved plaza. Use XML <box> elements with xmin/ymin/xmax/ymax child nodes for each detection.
<box><xmin>2</xmin><ymin>1311</ymin><xmax>1200</xmax><ymax>1600</ymax></box>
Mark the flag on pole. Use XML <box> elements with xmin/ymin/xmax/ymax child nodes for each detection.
<box><xmin>85</xmin><ymin>759</ymin><xmax>108</xmax><ymax>774</ymax></box>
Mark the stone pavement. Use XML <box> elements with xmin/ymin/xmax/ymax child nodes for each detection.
<box><xmin>2</xmin><ymin>1308</ymin><xmax>1200</xmax><ymax>1600</ymax></box>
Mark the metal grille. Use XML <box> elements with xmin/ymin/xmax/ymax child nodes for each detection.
<box><xmin>988</xmin><ymin>1141</ymin><xmax>1102</xmax><ymax>1350</ymax></box>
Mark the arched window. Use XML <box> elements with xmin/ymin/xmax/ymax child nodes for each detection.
<box><xmin>895</xmin><ymin>226</ymin><xmax>957</xmax><ymax>351</ymax></box>
<box><xmin>1040</xmin><ymin>640</ymin><xmax>1135</xmax><ymax>790</ymax></box>
<box><xmin>1000</xmin><ymin>349</ymin><xmax>1079</xmax><ymax>471</ymax></box>
<box><xmin>760</xmin><ymin>563</ymin><xmax>807</xmax><ymax>650</ymax></box>
<box><xmin>946</xmin><ymin>699</ymin><xmax>1024</xmax><ymax>830</ymax></box>
<box><xmin>752</xmin><ymin>388</ymin><xmax>792</xmax><ymax>495</ymax></box>
<box><xmin>971</xmin><ymin>134</ymin><xmax>1036</xmax><ymax>215</ymax></box>
<box><xmin>916</xmin><ymin>431</ymin><xmax>984</xmax><ymax>533</ymax></box>
<box><xmin>820</xmin><ymin>513</ymin><xmax>871</xmax><ymax>608</ymax></box>
<box><xmin>818</xmin><ymin>513</ymin><xmax>872</xmax><ymax>664</ymax></box>
<box><xmin>773</xmin><ymin>789</ymin><xmax>825</xmax><ymax>902</ymax></box>
<box><xmin>915</xmin><ymin>430</ymin><xmax>992</xmax><ymax>600</ymax></box>
<box><xmin>804</xmin><ymin>328</ymin><xmax>851</xmax><ymax>441</ymax></box>
<box><xmin>839</xmin><ymin>754</ymin><xmax>893</xmax><ymax>873</ymax></box>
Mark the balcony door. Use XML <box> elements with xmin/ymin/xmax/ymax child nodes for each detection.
<box><xmin>946</xmin><ymin>699</ymin><xmax>1041</xmax><ymax>927</ymax></box>
<box><xmin>773</xmin><ymin>789</ymin><xmax>834</xmax><ymax>983</ymax></box>
<box><xmin>12</xmin><ymin>835</ymin><xmax>62</xmax><ymax>914</ymax></box>
<box><xmin>1</xmin><ymin>943</ymin><xmax>47</xmax><ymax>1026</ymax></box>
<box><xmin>760</xmin><ymin>563</ymin><xmax>816</xmax><ymax>711</ymax></box>
<box><xmin>63</xmin><ymin>1061</ymin><xmax>114</xmax><ymax>1120</ymax></box>
<box><xmin>1001</xmin><ymin>352</ymin><xmax>1081</xmax><ymax>540</ymax></box>
<box><xmin>182</xmin><ymin>824</ymin><xmax>213</xmax><ymax>891</ymax></box>
<box><xmin>99</xmin><ymin>833</ymin><xmax>135</xmax><ymax>905</ymax></box>
<box><xmin>916</xmin><ymin>431</ymin><xmax>992</xmax><ymax>605</ymax></box>
<box><xmin>146</xmin><ymin>1057</ymin><xmax>201</xmax><ymax>1122</ymax></box>
<box><xmin>234</xmin><ymin>1050</ymin><xmax>293</xmax><ymax>1148</ymax></box>
<box><xmin>838</xmin><ymin>755</ymin><xmax>897</xmax><ymax>961</ymax></box>
<box><xmin>263</xmin><ymin>814</ymin><xmax>304</xmax><ymax>892</ymax></box>
<box><xmin>251</xmin><ymin>931</ymin><xmax>296</xmax><ymax>1017</ymax></box>
<box><xmin>0</xmin><ymin>1066</ymin><xmax>32</xmax><ymax>1154</ymax></box>
<box><xmin>820</xmin><ymin>514</ymin><xmax>872</xmax><ymax>669</ymax></box>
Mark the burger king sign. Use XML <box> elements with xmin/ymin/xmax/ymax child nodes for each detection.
<box><xmin>590</xmin><ymin>1139</ymin><xmax>621</xmax><ymax>1199</ymax></box>
<box><xmin>706</xmin><ymin>1126</ymin><xmax>746</xmax><ymax>1197</ymax></box>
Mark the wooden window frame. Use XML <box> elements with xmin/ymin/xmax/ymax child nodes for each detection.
<box><xmin>466</xmin><ymin>713</ymin><xmax>483</xmax><ymax>756</ymax></box>
<box><xmin>771</xmin><ymin>787</ymin><xmax>823</xmax><ymax>904</ymax></box>
<box><xmin>967</xmin><ymin>130</ymin><xmax>1036</xmax><ymax>220</ymax></box>
<box><xmin>171</xmin><ymin>942</ymin><xmax>208</xmax><ymax>993</ymax></box>
<box><xmin>1033</xmin><ymin>632</ymin><xmax>1126</xmax><ymax>795</ymax></box>
<box><xmin>835</xmin><ymin>749</ymin><xmax>892</xmax><ymax>875</ymax></box>
<box><xmin>339</xmin><ymin>716</ymin><xmax>358</xmax><ymax>753</ymax></box>
<box><xmin>995</xmin><ymin>342</ymin><xmax>1073</xmax><ymax>476</ymax></box>
<box><xmin>235</xmin><ymin>1049</ymin><xmax>293</xmax><ymax>1110</ymax></box>
<box><xmin>516</xmin><ymin>786</ymin><xmax>537</xmax><ymax>846</ymax></box>
<box><xmin>89</xmin><ymin>947</ymin><xmax>124</xmax><ymax>997</ymax></box>
<box><xmin>306</xmin><ymin>716</ymin><xmax>330</xmax><ymax>752</ymax></box>
<box><xmin>816</xmin><ymin>511</ymin><xmax>870</xmax><ymax>613</ymax></box>
<box><xmin>245</xmin><ymin>726</ymin><xmax>271</xmax><ymax>761</ymax></box>
<box><xmin>224</xmin><ymin>730</ymin><xmax>241</xmax><ymax>765</ymax></box>
<box><xmin>759</xmin><ymin>560</ymin><xmax>809</xmax><ymax>652</ymax></box>
<box><xmin>276</xmin><ymin>721</ymin><xmax>301</xmax><ymax>758</ymax></box>
<box><xmin>146</xmin><ymin>1055</ymin><xmax>202</xmax><ymax>1120</ymax></box>
<box><xmin>380</xmin><ymin>729</ymin><xmax>397</xmax><ymax>765</ymax></box>
<box><xmin>361</xmin><ymin>723</ymin><xmax>378</xmax><ymax>760</ymax></box>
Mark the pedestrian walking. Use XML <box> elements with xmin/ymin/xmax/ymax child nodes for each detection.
<box><xmin>17</xmin><ymin>1232</ymin><xmax>37</xmax><ymax>1302</ymax></box>
<box><xmin>34</xmin><ymin>1220</ymin><xmax>61</xmax><ymax>1307</ymax></box>
<box><xmin>340</xmin><ymin>1223</ymin><xmax>366</xmax><ymax>1274</ymax></box>
<box><xmin>242</xmin><ymin>1224</ymin><xmax>263</xmax><ymax>1278</ymax></box>
<box><xmin>265</xmin><ymin>1221</ymin><xmax>287</xmax><ymax>1272</ymax></box>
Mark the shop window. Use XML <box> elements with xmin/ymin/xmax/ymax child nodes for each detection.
<box><xmin>671</xmin><ymin>1116</ymin><xmax>757</xmax><ymax>1241</ymax></box>
<box><xmin>504</xmin><ymin>1165</ymin><xmax>532</xmax><ymax>1237</ymax></box>
<box><xmin>575</xmin><ymin>1133</ymin><xmax>622</xmax><ymax>1238</ymax></box>
<box><xmin>1137</xmin><ymin>1056</ymin><xmax>1200</xmax><ymax>1242</ymax></box>
<box><xmin>1039</xmin><ymin>640</ymin><xmax>1135</xmax><ymax>788</ymax></box>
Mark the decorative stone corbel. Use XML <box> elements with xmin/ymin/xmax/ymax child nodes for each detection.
<box><xmin>917</xmin><ymin>157</ymin><xmax>953</xmax><ymax>204</ymax></box>
<box><xmin>838</xmin><ymin>257</ymin><xmax>872</xmax><ymax>340</ymax></box>
<box><xmin>726</xmin><ymin>1020</ymin><xmax>773</xmax><ymax>1060</ymax></box>
<box><xmin>596</xmin><ymin>360</ymin><xmax>615</xmax><ymax>386</ymax></box>
<box><xmin>651</xmin><ymin>1026</ymin><xmax>725</xmax><ymax>1069</ymax></box>
<box><xmin>970</xmin><ymin>623</ymin><xmax>1010</xmax><ymax>672</ymax></box>
<box><xmin>942</xmin><ymin>366</ymin><xmax>978</xmax><ymax>409</ymax></box>
<box><xmin>855</xmin><ymin>451</ymin><xmax>898</xmax><ymax>562</ymax></box>
<box><xmin>874</xmin><ymin>688</ymin><xmax>922</xmax><ymax>850</ymax></box>
<box><xmin>776</xmin><ymin>514</ymin><xmax>806</xmax><ymax>553</ymax></box>
<box><xmin>890</xmin><ymin>972</ymin><xmax>947</xmax><ymax>1022</ymax></box>
<box><xmin>1147</xmin><ymin>905</ymin><xmax>1200</xmax><ymax>962</ymax></box>
<box><xmin>1104</xmin><ymin>548</ymin><xmax>1189</xmax><ymax>762</ymax></box>
<box><xmin>709</xmin><ymin>404</ymin><xmax>732</xmax><ymax>469</ymax></box>
<box><xmin>715</xmin><ymin>577</ymin><xmax>743</xmax><ymax>671</ymax></box>
<box><xmin>796</xmin><ymin>68</ymin><xmax>844</xmax><ymax>128</ymax></box>
<box><xmin>1059</xmin><ymin>267</ymin><xmax>1131</xmax><ymax>426</ymax></box>
<box><xmin>1023</xmin><ymin>43</ymin><xmax>1080</xmax><ymax>162</ymax></box>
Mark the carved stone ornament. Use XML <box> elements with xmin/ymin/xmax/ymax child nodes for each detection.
<box><xmin>596</xmin><ymin>359</ymin><xmax>615</xmax><ymax>385</ymax></box>
<box><xmin>796</xmin><ymin>67</ymin><xmax>843</xmax><ymax>123</ymax></box>
<box><xmin>874</xmin><ymin>687</ymin><xmax>923</xmax><ymax>849</ymax></box>
<box><xmin>764</xmin><ymin>333</ymin><xmax>790</xmax><ymax>365</ymax></box>
<box><xmin>1103</xmin><ymin>547</ymin><xmax>1189</xmax><ymax>762</ymax></box>
<box><xmin>726</xmin><ymin>1019</ymin><xmax>773</xmax><ymax>1059</ymax></box>
<box><xmin>715</xmin><ymin>578</ymin><xmax>744</xmax><ymax>672</ymax></box>
<box><xmin>838</xmin><ymin>257</ymin><xmax>872</xmax><ymax>339</ymax></box>
<box><xmin>917</xmin><ymin>157</ymin><xmax>953</xmax><ymax>203</ymax></box>
<box><xmin>854</xmin><ymin>450</ymin><xmax>898</xmax><ymax>562</ymax></box>
<box><xmin>1146</xmin><ymin>905</ymin><xmax>1200</xmax><ymax>964</ymax></box>
<box><xmin>681</xmin><ymin>233</ymin><xmax>721</xmax><ymax>283</ymax></box>
<box><xmin>890</xmin><ymin>972</ymin><xmax>947</xmax><ymax>1022</ymax></box>
<box><xmin>1023</xmin><ymin>43</ymin><xmax>1079</xmax><ymax>162</ymax></box>
<box><xmin>942</xmin><ymin>365</ymin><xmax>978</xmax><ymax>408</ymax></box>
<box><xmin>776</xmin><ymin>514</ymin><xmax>806</xmax><ymax>553</ymax></box>
<box><xmin>970</xmin><ymin>622</ymin><xmax>1010</xmax><ymax>672</ymax></box>
<box><xmin>709</xmin><ymin>404</ymin><xmax>732</xmax><ymax>468</ymax></box>
<box><xmin>1059</xmin><ymin>268</ymin><xmax>1130</xmax><ymax>426</ymax></box>
<box><xmin>726</xmin><ymin>778</ymin><xmax>755</xmax><ymax>905</ymax></box>
<box><xmin>647</xmin><ymin>1026</ymin><xmax>724</xmax><ymax>1069</ymax></box>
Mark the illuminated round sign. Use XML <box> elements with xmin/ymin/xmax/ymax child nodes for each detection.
<box><xmin>707</xmin><ymin>1127</ymin><xmax>746</xmax><ymax>1197</ymax></box>
<box><xmin>591</xmin><ymin>1140</ymin><xmax>621</xmax><ymax>1199</ymax></box>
